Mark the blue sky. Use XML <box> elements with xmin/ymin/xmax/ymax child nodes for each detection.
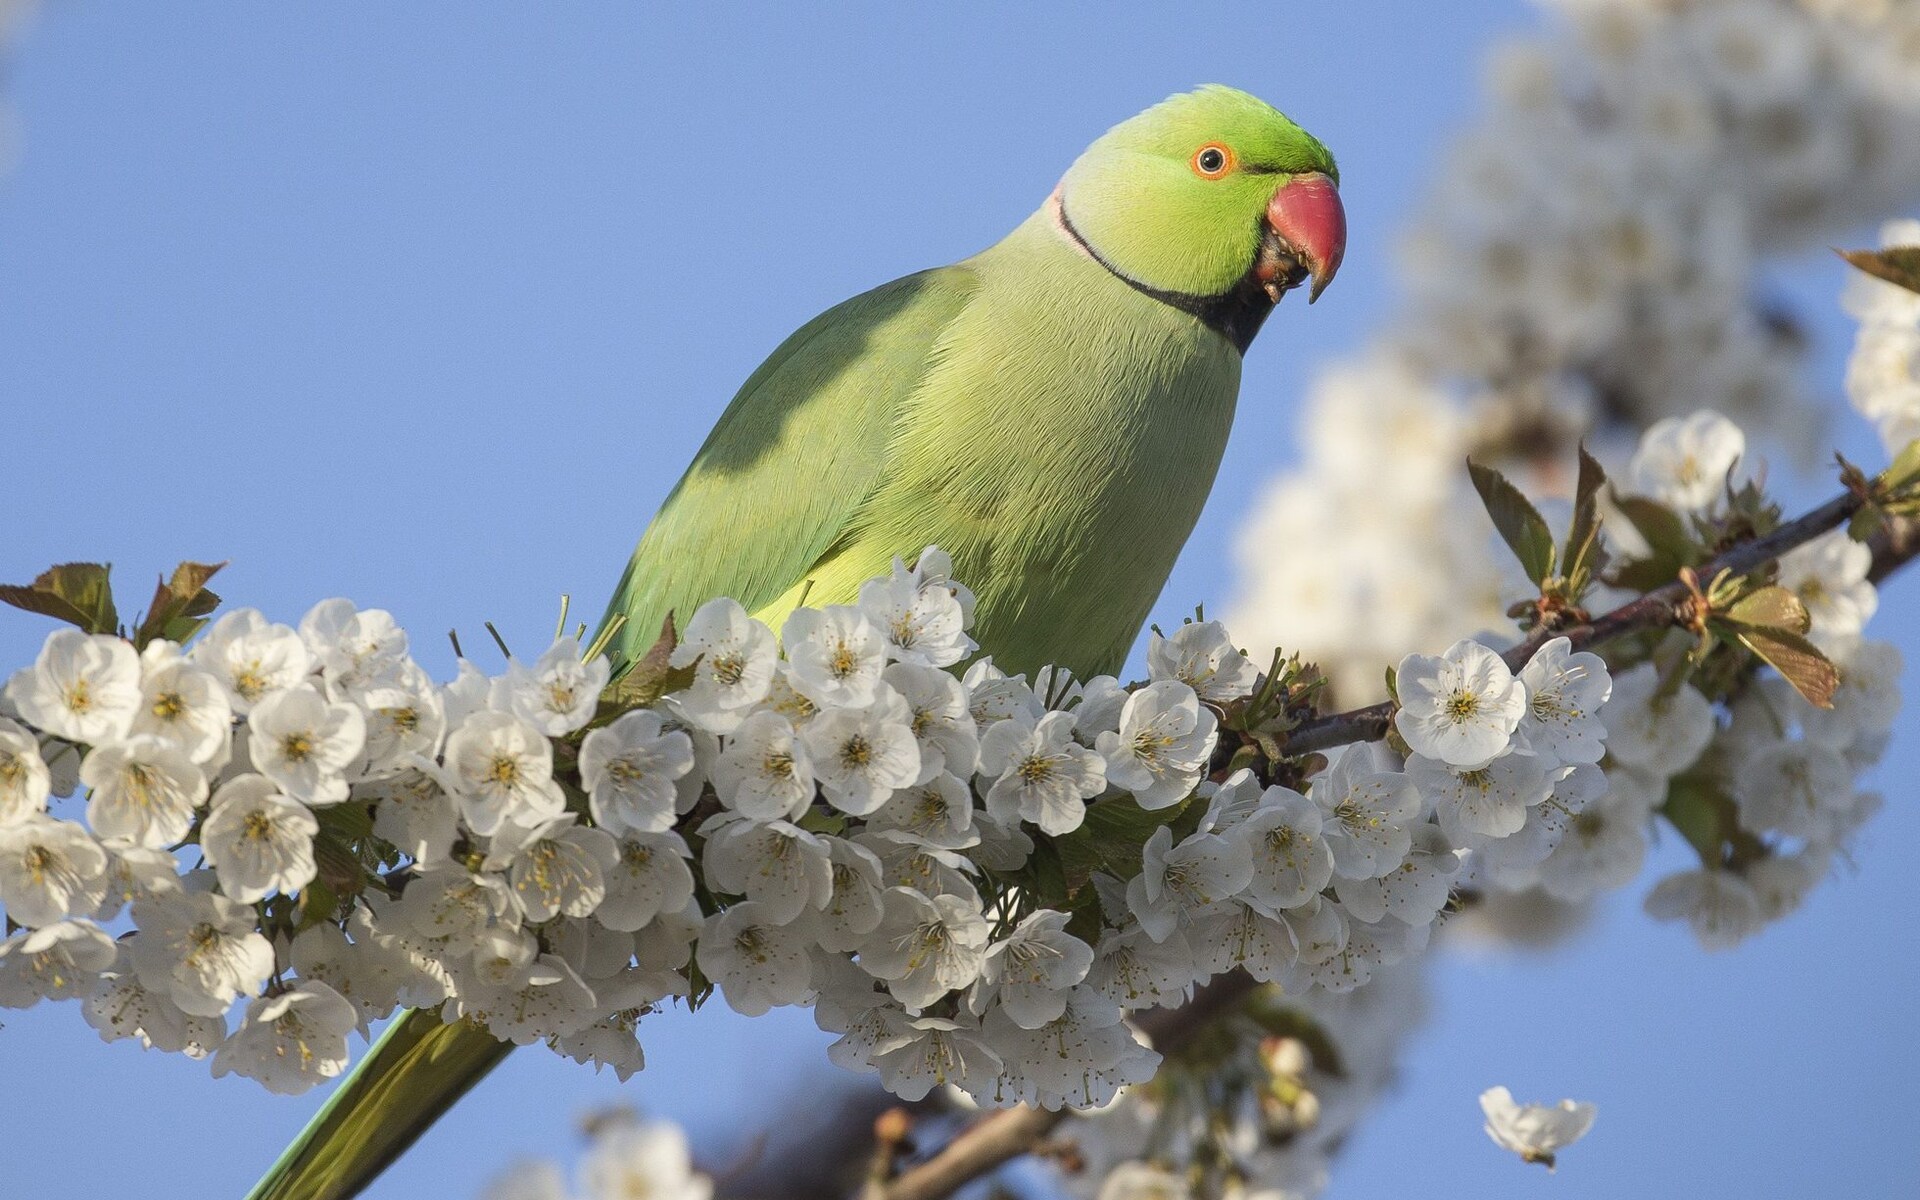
<box><xmin>2</xmin><ymin>3</ymin><xmax>1915</xmax><ymax>1197</ymax></box>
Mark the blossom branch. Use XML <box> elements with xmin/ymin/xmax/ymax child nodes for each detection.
<box><xmin>882</xmin><ymin>487</ymin><xmax>1920</xmax><ymax>1200</ymax></box>
<box><xmin>1283</xmin><ymin>487</ymin><xmax>1883</xmax><ymax>757</ymax></box>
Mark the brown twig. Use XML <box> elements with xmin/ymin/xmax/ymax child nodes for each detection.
<box><xmin>884</xmin><ymin>490</ymin><xmax>1920</xmax><ymax>1200</ymax></box>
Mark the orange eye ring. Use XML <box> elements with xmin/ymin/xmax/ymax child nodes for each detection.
<box><xmin>1191</xmin><ymin>143</ymin><xmax>1235</xmax><ymax>179</ymax></box>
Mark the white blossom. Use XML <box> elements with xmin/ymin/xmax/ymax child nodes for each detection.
<box><xmin>1146</xmin><ymin>620</ymin><xmax>1259</xmax><ymax>701</ymax></box>
<box><xmin>856</xmin><ymin>886</ymin><xmax>989</xmax><ymax>1009</ymax></box>
<box><xmin>80</xmin><ymin>736</ymin><xmax>208</xmax><ymax>849</ymax></box>
<box><xmin>1776</xmin><ymin>530</ymin><xmax>1878</xmax><ymax>652</ymax></box>
<box><xmin>81</xmin><ymin>963</ymin><xmax>226</xmax><ymax>1057</ymax></box>
<box><xmin>858</xmin><ymin>556</ymin><xmax>976</xmax><ymax>668</ymax></box>
<box><xmin>813</xmin><ymin>836</ymin><xmax>887</xmax><ymax>953</ymax></box>
<box><xmin>0</xmin><ymin>815</ymin><xmax>109</xmax><ymax>927</ymax></box>
<box><xmin>129</xmin><ymin>888</ymin><xmax>275</xmax><ymax>1016</ymax></box>
<box><xmin>498</xmin><ymin>638</ymin><xmax>609</xmax><ymax>736</ymax></box>
<box><xmin>0</xmin><ymin>918</ymin><xmax>117</xmax><ymax>1007</ymax></box>
<box><xmin>355</xmin><ymin>662</ymin><xmax>447</xmax><ymax>779</ymax></box>
<box><xmin>1125</xmin><ymin>826</ymin><xmax>1255</xmax><ymax>943</ymax></box>
<box><xmin>1732</xmin><ymin>739</ymin><xmax>1854</xmax><ymax>841</ymax></box>
<box><xmin>977</xmin><ymin>710</ymin><xmax>1106</xmax><ymax>836</ymax></box>
<box><xmin>973</xmin><ymin>908</ymin><xmax>1094</xmax><ymax>1029</ymax></box>
<box><xmin>389</xmin><ymin>867</ymin><xmax>517</xmax><ymax>954</ymax></box>
<box><xmin>1096</xmin><ymin>681</ymin><xmax>1217</xmax><ymax>810</ymax></box>
<box><xmin>246</xmin><ymin>684</ymin><xmax>366</xmax><ymax>807</ymax></box>
<box><xmin>287</xmin><ymin>923</ymin><xmax>408</xmax><ymax>1029</ymax></box>
<box><xmin>453</xmin><ymin>952</ymin><xmax>599</xmax><ymax>1044</ymax></box>
<box><xmin>1479</xmin><ymin>1085</ymin><xmax>1596</xmax><ymax>1169</ymax></box>
<box><xmin>782</xmin><ymin>605</ymin><xmax>887</xmax><ymax>709</ymax></box>
<box><xmin>1413</xmin><ymin>751</ymin><xmax>1554</xmax><ymax>844</ymax></box>
<box><xmin>1187</xmin><ymin>899</ymin><xmax>1299</xmax><ymax>983</ymax></box>
<box><xmin>0</xmin><ymin>717</ymin><xmax>52</xmax><ymax>827</ymax></box>
<box><xmin>200</xmin><ymin>775</ymin><xmax>318</xmax><ymax>902</ymax></box>
<box><xmin>1517</xmin><ymin>637</ymin><xmax>1612</xmax><ymax>767</ymax></box>
<box><xmin>441</xmin><ymin>710</ymin><xmax>565</xmax><ymax>835</ymax></box>
<box><xmin>1394</xmin><ymin>640</ymin><xmax>1527</xmax><ymax>770</ymax></box>
<box><xmin>961</xmin><ymin>657</ymin><xmax>1043</xmax><ymax>724</ymax></box>
<box><xmin>803</xmin><ymin>686</ymin><xmax>922</xmax><ymax>816</ymax></box>
<box><xmin>578</xmin><ymin>1119</ymin><xmax>714</xmax><ymax>1200</ymax></box>
<box><xmin>93</xmin><ymin>842</ymin><xmax>182</xmax><ymax>920</ymax></box>
<box><xmin>711</xmin><ymin>710</ymin><xmax>816</xmax><ymax>821</ymax></box>
<box><xmin>596</xmin><ymin>831</ymin><xmax>697</xmax><ymax>933</ymax></box>
<box><xmin>485</xmin><ymin>815</ymin><xmax>620</xmax><ymax>923</ymax></box>
<box><xmin>191</xmin><ymin>609</ymin><xmax>314</xmax><ymax>712</ymax></box>
<box><xmin>299</xmin><ymin>599</ymin><xmax>409</xmax><ymax>691</ymax></box>
<box><xmin>695</xmin><ymin>900</ymin><xmax>816</xmax><ymax>1016</ymax></box>
<box><xmin>883</xmin><ymin>661</ymin><xmax>980</xmax><ymax>780</ymax></box>
<box><xmin>5</xmin><ymin>629</ymin><xmax>142</xmax><ymax>744</ymax></box>
<box><xmin>1087</xmin><ymin>924</ymin><xmax>1195</xmax><ymax>1010</ymax></box>
<box><xmin>669</xmin><ymin>597</ymin><xmax>779</xmax><ymax>734</ymax></box>
<box><xmin>365</xmin><ymin>770</ymin><xmax>460</xmax><ymax>866</ymax></box>
<box><xmin>130</xmin><ymin>644</ymin><xmax>232</xmax><ymax>764</ymax></box>
<box><xmin>1334</xmin><ymin>825</ymin><xmax>1460</xmax><ymax>926</ymax></box>
<box><xmin>1627</xmin><ymin>409</ymin><xmax>1745</xmax><ymax>514</ymax></box>
<box><xmin>579</xmin><ymin>709</ymin><xmax>695</xmax><ymax>835</ymax></box>
<box><xmin>1601</xmin><ymin>664</ymin><xmax>1715</xmax><ymax>777</ymax></box>
<box><xmin>871</xmin><ymin>1014</ymin><xmax>1003</xmax><ymax>1102</ymax></box>
<box><xmin>1310</xmin><ymin>744</ymin><xmax>1423</xmax><ymax>880</ymax></box>
<box><xmin>211</xmin><ymin>981</ymin><xmax>358</xmax><ymax>1094</ymax></box>
<box><xmin>864</xmin><ymin>771</ymin><xmax>977</xmax><ymax>850</ymax></box>
<box><xmin>700</xmin><ymin>817</ymin><xmax>832</xmax><ymax>923</ymax></box>
<box><xmin>1644</xmin><ymin>868</ymin><xmax>1764</xmax><ymax>950</ymax></box>
<box><xmin>1235</xmin><ymin>785</ymin><xmax>1336</xmax><ymax>911</ymax></box>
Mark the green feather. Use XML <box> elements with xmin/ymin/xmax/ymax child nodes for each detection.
<box><xmin>601</xmin><ymin>266</ymin><xmax>978</xmax><ymax>668</ymax></box>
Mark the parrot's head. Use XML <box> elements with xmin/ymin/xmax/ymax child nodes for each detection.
<box><xmin>1056</xmin><ymin>85</ymin><xmax>1345</xmax><ymax>317</ymax></box>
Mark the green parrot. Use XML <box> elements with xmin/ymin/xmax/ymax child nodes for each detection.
<box><xmin>247</xmin><ymin>84</ymin><xmax>1342</xmax><ymax>1200</ymax></box>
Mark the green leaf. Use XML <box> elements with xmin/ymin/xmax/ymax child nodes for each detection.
<box><xmin>1609</xmin><ymin>495</ymin><xmax>1697</xmax><ymax>591</ymax></box>
<box><xmin>1468</xmin><ymin>460</ymin><xmax>1555</xmax><ymax>585</ymax></box>
<box><xmin>1054</xmin><ymin>795</ymin><xmax>1190</xmax><ymax>894</ymax></box>
<box><xmin>1838</xmin><ymin>245</ymin><xmax>1920</xmax><ymax>296</ymax></box>
<box><xmin>294</xmin><ymin>879</ymin><xmax>340</xmax><ymax>932</ymax></box>
<box><xmin>133</xmin><ymin>560</ymin><xmax>225</xmax><ymax>649</ymax></box>
<box><xmin>1725</xmin><ymin>585</ymin><xmax>1811</xmax><ymax>635</ymax></box>
<box><xmin>1732</xmin><ymin>624</ymin><xmax>1839</xmax><ymax>709</ymax></box>
<box><xmin>1847</xmin><ymin>505</ymin><xmax>1884</xmax><ymax>543</ymax></box>
<box><xmin>1884</xmin><ymin>436</ymin><xmax>1920</xmax><ymax>493</ymax></box>
<box><xmin>1659</xmin><ymin>775</ymin><xmax>1726</xmax><ymax>867</ymax></box>
<box><xmin>604</xmin><ymin>612</ymin><xmax>698</xmax><ymax>710</ymax></box>
<box><xmin>1011</xmin><ymin>837</ymin><xmax>1071</xmax><ymax>910</ymax></box>
<box><xmin>1562</xmin><ymin>444</ymin><xmax>1608</xmax><ymax>590</ymax></box>
<box><xmin>0</xmin><ymin>562</ymin><xmax>119</xmax><ymax>634</ymax></box>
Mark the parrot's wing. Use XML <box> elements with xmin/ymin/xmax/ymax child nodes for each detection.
<box><xmin>602</xmin><ymin>265</ymin><xmax>977</xmax><ymax>666</ymax></box>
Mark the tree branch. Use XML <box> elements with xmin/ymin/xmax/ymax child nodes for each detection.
<box><xmin>881</xmin><ymin>487</ymin><xmax>1920</xmax><ymax>1200</ymax></box>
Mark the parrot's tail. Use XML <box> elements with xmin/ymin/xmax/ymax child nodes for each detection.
<box><xmin>246</xmin><ymin>1008</ymin><xmax>513</xmax><ymax>1200</ymax></box>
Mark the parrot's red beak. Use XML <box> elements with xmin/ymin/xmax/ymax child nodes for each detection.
<box><xmin>1259</xmin><ymin>172</ymin><xmax>1346</xmax><ymax>305</ymax></box>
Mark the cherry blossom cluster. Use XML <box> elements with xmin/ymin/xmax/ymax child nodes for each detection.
<box><xmin>1846</xmin><ymin>216</ymin><xmax>1920</xmax><ymax>457</ymax></box>
<box><xmin>1191</xmin><ymin>4</ymin><xmax>1920</xmax><ymax>1192</ymax></box>
<box><xmin>1398</xmin><ymin>0</ymin><xmax>1920</xmax><ymax>442</ymax></box>
<box><xmin>0</xmin><ymin>539</ymin><xmax>1624</xmax><ymax>1105</ymax></box>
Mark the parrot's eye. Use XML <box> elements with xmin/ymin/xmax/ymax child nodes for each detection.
<box><xmin>1192</xmin><ymin>144</ymin><xmax>1234</xmax><ymax>179</ymax></box>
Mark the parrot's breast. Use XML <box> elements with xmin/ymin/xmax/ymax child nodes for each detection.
<box><xmin>815</xmin><ymin>212</ymin><xmax>1244</xmax><ymax>677</ymax></box>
